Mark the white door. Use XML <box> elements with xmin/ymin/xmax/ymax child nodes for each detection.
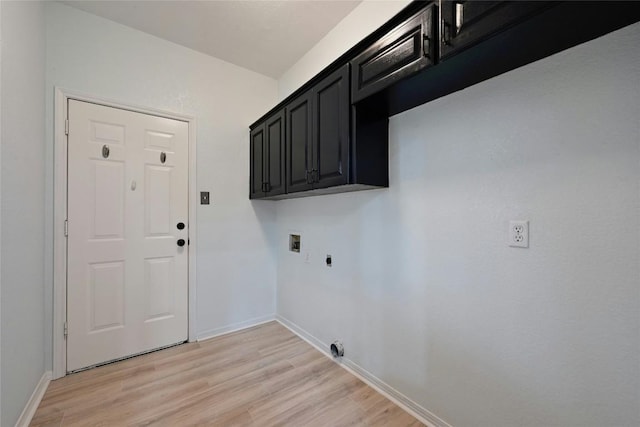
<box><xmin>67</xmin><ymin>100</ymin><xmax>189</xmax><ymax>372</ymax></box>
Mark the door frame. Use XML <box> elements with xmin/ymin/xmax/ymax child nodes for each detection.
<box><xmin>53</xmin><ymin>88</ymin><xmax>198</xmax><ymax>379</ymax></box>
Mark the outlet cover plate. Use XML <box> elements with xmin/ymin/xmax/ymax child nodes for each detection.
<box><xmin>509</xmin><ymin>220</ymin><xmax>529</xmax><ymax>248</ymax></box>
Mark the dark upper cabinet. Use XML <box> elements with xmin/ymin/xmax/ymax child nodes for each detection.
<box><xmin>286</xmin><ymin>63</ymin><xmax>351</xmax><ymax>194</ymax></box>
<box><xmin>249</xmin><ymin>109</ymin><xmax>285</xmax><ymax>199</ymax></box>
<box><xmin>440</xmin><ymin>1</ymin><xmax>550</xmax><ymax>59</ymax></box>
<box><xmin>251</xmin><ymin>1</ymin><xmax>640</xmax><ymax>200</ymax></box>
<box><xmin>285</xmin><ymin>91</ymin><xmax>314</xmax><ymax>194</ymax></box>
<box><xmin>351</xmin><ymin>5</ymin><xmax>435</xmax><ymax>104</ymax></box>
<box><xmin>312</xmin><ymin>64</ymin><xmax>350</xmax><ymax>189</ymax></box>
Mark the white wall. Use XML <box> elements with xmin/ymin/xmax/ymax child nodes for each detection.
<box><xmin>1</xmin><ymin>1</ymin><xmax>46</xmax><ymax>426</ymax></box>
<box><xmin>44</xmin><ymin>2</ymin><xmax>279</xmax><ymax>368</ymax></box>
<box><xmin>276</xmin><ymin>9</ymin><xmax>640</xmax><ymax>427</ymax></box>
<box><xmin>278</xmin><ymin>0</ymin><xmax>410</xmax><ymax>100</ymax></box>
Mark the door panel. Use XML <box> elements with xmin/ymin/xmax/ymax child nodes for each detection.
<box><xmin>145</xmin><ymin>166</ymin><xmax>172</xmax><ymax>235</ymax></box>
<box><xmin>145</xmin><ymin>129</ymin><xmax>175</xmax><ymax>150</ymax></box>
<box><xmin>285</xmin><ymin>93</ymin><xmax>314</xmax><ymax>193</ymax></box>
<box><xmin>351</xmin><ymin>6</ymin><xmax>435</xmax><ymax>103</ymax></box>
<box><xmin>144</xmin><ymin>257</ymin><xmax>175</xmax><ymax>322</ymax></box>
<box><xmin>91</xmin><ymin>121</ymin><xmax>125</xmax><ymax>144</ymax></box>
<box><xmin>88</xmin><ymin>261</ymin><xmax>125</xmax><ymax>332</ymax></box>
<box><xmin>313</xmin><ymin>64</ymin><xmax>350</xmax><ymax>189</ymax></box>
<box><xmin>265</xmin><ymin>110</ymin><xmax>285</xmax><ymax>196</ymax></box>
<box><xmin>67</xmin><ymin>100</ymin><xmax>188</xmax><ymax>372</ymax></box>
<box><xmin>249</xmin><ymin>124</ymin><xmax>265</xmax><ymax>198</ymax></box>
<box><xmin>91</xmin><ymin>161</ymin><xmax>125</xmax><ymax>238</ymax></box>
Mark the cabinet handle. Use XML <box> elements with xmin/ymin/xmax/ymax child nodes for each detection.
<box><xmin>455</xmin><ymin>3</ymin><xmax>464</xmax><ymax>35</ymax></box>
<box><xmin>423</xmin><ymin>34</ymin><xmax>431</xmax><ymax>59</ymax></box>
<box><xmin>265</xmin><ymin>182</ymin><xmax>271</xmax><ymax>192</ymax></box>
<box><xmin>442</xmin><ymin>20</ymin><xmax>451</xmax><ymax>46</ymax></box>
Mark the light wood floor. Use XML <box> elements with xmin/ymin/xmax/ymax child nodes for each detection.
<box><xmin>31</xmin><ymin>321</ymin><xmax>423</xmax><ymax>426</ymax></box>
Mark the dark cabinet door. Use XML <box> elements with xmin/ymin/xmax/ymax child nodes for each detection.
<box><xmin>285</xmin><ymin>91</ymin><xmax>314</xmax><ymax>193</ymax></box>
<box><xmin>351</xmin><ymin>5</ymin><xmax>435</xmax><ymax>104</ymax></box>
<box><xmin>312</xmin><ymin>64</ymin><xmax>350</xmax><ymax>189</ymax></box>
<box><xmin>440</xmin><ymin>1</ymin><xmax>550</xmax><ymax>59</ymax></box>
<box><xmin>249</xmin><ymin>123</ymin><xmax>265</xmax><ymax>199</ymax></box>
<box><xmin>264</xmin><ymin>110</ymin><xmax>285</xmax><ymax>197</ymax></box>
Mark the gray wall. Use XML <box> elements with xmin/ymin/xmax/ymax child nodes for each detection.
<box><xmin>276</xmin><ymin>22</ymin><xmax>640</xmax><ymax>427</ymax></box>
<box><xmin>1</xmin><ymin>1</ymin><xmax>47</xmax><ymax>426</ymax></box>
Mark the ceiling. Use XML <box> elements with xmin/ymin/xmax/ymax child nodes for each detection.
<box><xmin>60</xmin><ymin>0</ymin><xmax>362</xmax><ymax>79</ymax></box>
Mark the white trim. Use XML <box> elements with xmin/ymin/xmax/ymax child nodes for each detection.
<box><xmin>53</xmin><ymin>89</ymin><xmax>67</xmax><ymax>379</ymax></box>
<box><xmin>187</xmin><ymin>105</ymin><xmax>198</xmax><ymax>343</ymax></box>
<box><xmin>14</xmin><ymin>371</ymin><xmax>52</xmax><ymax>427</ymax></box>
<box><xmin>196</xmin><ymin>315</ymin><xmax>276</xmax><ymax>342</ymax></box>
<box><xmin>53</xmin><ymin>87</ymin><xmax>198</xmax><ymax>379</ymax></box>
<box><xmin>275</xmin><ymin>315</ymin><xmax>452</xmax><ymax>427</ymax></box>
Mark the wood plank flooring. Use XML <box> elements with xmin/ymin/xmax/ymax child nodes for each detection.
<box><xmin>31</xmin><ymin>321</ymin><xmax>423</xmax><ymax>426</ymax></box>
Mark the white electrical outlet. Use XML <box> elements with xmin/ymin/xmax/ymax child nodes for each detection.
<box><xmin>509</xmin><ymin>220</ymin><xmax>529</xmax><ymax>248</ymax></box>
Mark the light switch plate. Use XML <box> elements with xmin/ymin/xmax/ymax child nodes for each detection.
<box><xmin>200</xmin><ymin>191</ymin><xmax>210</xmax><ymax>205</ymax></box>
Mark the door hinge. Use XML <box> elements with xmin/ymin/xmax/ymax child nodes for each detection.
<box><xmin>65</xmin><ymin>119</ymin><xmax>69</xmax><ymax>135</ymax></box>
<box><xmin>64</xmin><ymin>219</ymin><xmax>68</xmax><ymax>237</ymax></box>
<box><xmin>64</xmin><ymin>322</ymin><xmax>68</xmax><ymax>340</ymax></box>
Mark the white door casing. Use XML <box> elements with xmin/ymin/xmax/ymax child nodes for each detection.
<box><xmin>66</xmin><ymin>100</ymin><xmax>189</xmax><ymax>372</ymax></box>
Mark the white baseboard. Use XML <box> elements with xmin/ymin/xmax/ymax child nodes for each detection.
<box><xmin>196</xmin><ymin>314</ymin><xmax>276</xmax><ymax>342</ymax></box>
<box><xmin>276</xmin><ymin>315</ymin><xmax>452</xmax><ymax>427</ymax></box>
<box><xmin>15</xmin><ymin>371</ymin><xmax>52</xmax><ymax>427</ymax></box>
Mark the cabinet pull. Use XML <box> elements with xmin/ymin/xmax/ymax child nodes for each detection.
<box><xmin>265</xmin><ymin>182</ymin><xmax>271</xmax><ymax>192</ymax></box>
<box><xmin>423</xmin><ymin>34</ymin><xmax>431</xmax><ymax>59</ymax></box>
<box><xmin>442</xmin><ymin>20</ymin><xmax>451</xmax><ymax>46</ymax></box>
<box><xmin>455</xmin><ymin>3</ymin><xmax>464</xmax><ymax>35</ymax></box>
<box><xmin>307</xmin><ymin>170</ymin><xmax>317</xmax><ymax>184</ymax></box>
